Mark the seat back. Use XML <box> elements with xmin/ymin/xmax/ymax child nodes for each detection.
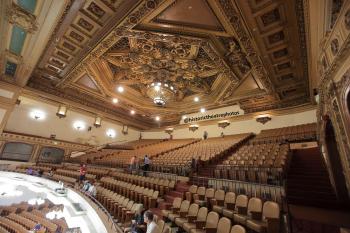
<box><xmin>247</xmin><ymin>197</ymin><xmax>262</xmax><ymax>214</ymax></box>
<box><xmin>173</xmin><ymin>197</ymin><xmax>182</xmax><ymax>208</ymax></box>
<box><xmin>235</xmin><ymin>195</ymin><xmax>248</xmax><ymax>208</ymax></box>
<box><xmin>157</xmin><ymin>219</ymin><xmax>165</xmax><ymax>233</ymax></box>
<box><xmin>197</xmin><ymin>207</ymin><xmax>208</xmax><ymax>221</ymax></box>
<box><xmin>205</xmin><ymin>188</ymin><xmax>215</xmax><ymax>199</ymax></box>
<box><xmin>179</xmin><ymin>200</ymin><xmax>190</xmax><ymax>212</ymax></box>
<box><xmin>225</xmin><ymin>192</ymin><xmax>236</xmax><ymax>204</ymax></box>
<box><xmin>217</xmin><ymin>217</ymin><xmax>231</xmax><ymax>233</ymax></box>
<box><xmin>162</xmin><ymin>225</ymin><xmax>171</xmax><ymax>233</ymax></box>
<box><xmin>205</xmin><ymin>211</ymin><xmax>219</xmax><ymax>228</ymax></box>
<box><xmin>262</xmin><ymin>201</ymin><xmax>280</xmax><ymax>219</ymax></box>
<box><xmin>215</xmin><ymin>190</ymin><xmax>225</xmax><ymax>201</ymax></box>
<box><xmin>197</xmin><ymin>187</ymin><xmax>206</xmax><ymax>196</ymax></box>
<box><xmin>187</xmin><ymin>203</ymin><xmax>199</xmax><ymax>217</ymax></box>
<box><xmin>152</xmin><ymin>191</ymin><xmax>159</xmax><ymax>199</ymax></box>
<box><xmin>190</xmin><ymin>185</ymin><xmax>198</xmax><ymax>194</ymax></box>
<box><xmin>126</xmin><ymin>201</ymin><xmax>134</xmax><ymax>210</ymax></box>
<box><xmin>230</xmin><ymin>225</ymin><xmax>246</xmax><ymax>233</ymax></box>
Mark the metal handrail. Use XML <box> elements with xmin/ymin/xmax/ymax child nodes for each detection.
<box><xmin>190</xmin><ymin>176</ymin><xmax>284</xmax><ymax>203</ymax></box>
<box><xmin>75</xmin><ymin>189</ymin><xmax>118</xmax><ymax>232</ymax></box>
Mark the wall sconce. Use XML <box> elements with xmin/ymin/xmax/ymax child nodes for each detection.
<box><xmin>56</xmin><ymin>105</ymin><xmax>67</xmax><ymax>118</ymax></box>
<box><xmin>73</xmin><ymin>121</ymin><xmax>85</xmax><ymax>131</ymax></box>
<box><xmin>189</xmin><ymin>124</ymin><xmax>199</xmax><ymax>132</ymax></box>
<box><xmin>106</xmin><ymin>129</ymin><xmax>116</xmax><ymax>138</ymax></box>
<box><xmin>165</xmin><ymin>127</ymin><xmax>174</xmax><ymax>134</ymax></box>
<box><xmin>122</xmin><ymin>125</ymin><xmax>128</xmax><ymax>135</ymax></box>
<box><xmin>93</xmin><ymin>116</ymin><xmax>102</xmax><ymax>128</ymax></box>
<box><xmin>256</xmin><ymin>115</ymin><xmax>272</xmax><ymax>124</ymax></box>
<box><xmin>218</xmin><ymin>120</ymin><xmax>230</xmax><ymax>129</ymax></box>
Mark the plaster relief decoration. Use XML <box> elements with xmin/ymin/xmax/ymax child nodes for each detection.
<box><xmin>26</xmin><ymin>0</ymin><xmax>312</xmax><ymax>128</ymax></box>
<box><xmin>106</xmin><ymin>36</ymin><xmax>222</xmax><ymax>104</ymax></box>
<box><xmin>331</xmin><ymin>38</ymin><xmax>340</xmax><ymax>55</ymax></box>
<box><xmin>345</xmin><ymin>9</ymin><xmax>350</xmax><ymax>30</ymax></box>
<box><xmin>7</xmin><ymin>3</ymin><xmax>38</xmax><ymax>33</ymax></box>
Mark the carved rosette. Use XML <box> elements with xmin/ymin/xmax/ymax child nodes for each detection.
<box><xmin>7</xmin><ymin>3</ymin><xmax>38</xmax><ymax>33</ymax></box>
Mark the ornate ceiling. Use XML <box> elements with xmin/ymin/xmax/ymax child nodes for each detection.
<box><xmin>22</xmin><ymin>0</ymin><xmax>310</xmax><ymax>129</ymax></box>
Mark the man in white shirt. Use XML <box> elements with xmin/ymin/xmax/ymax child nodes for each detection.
<box><xmin>144</xmin><ymin>211</ymin><xmax>159</xmax><ymax>233</ymax></box>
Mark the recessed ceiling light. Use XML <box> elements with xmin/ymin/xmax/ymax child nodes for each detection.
<box><xmin>155</xmin><ymin>116</ymin><xmax>160</xmax><ymax>121</ymax></box>
<box><xmin>112</xmin><ymin>98</ymin><xmax>118</xmax><ymax>104</ymax></box>
<box><xmin>130</xmin><ymin>110</ymin><xmax>135</xmax><ymax>115</ymax></box>
<box><xmin>29</xmin><ymin>110</ymin><xmax>46</xmax><ymax>120</ymax></box>
<box><xmin>194</xmin><ymin>97</ymin><xmax>199</xmax><ymax>102</ymax></box>
<box><xmin>117</xmin><ymin>86</ymin><xmax>124</xmax><ymax>93</ymax></box>
<box><xmin>73</xmin><ymin>121</ymin><xmax>85</xmax><ymax>131</ymax></box>
<box><xmin>106</xmin><ymin>129</ymin><xmax>116</xmax><ymax>138</ymax></box>
<box><xmin>200</xmin><ymin>108</ymin><xmax>206</xmax><ymax>113</ymax></box>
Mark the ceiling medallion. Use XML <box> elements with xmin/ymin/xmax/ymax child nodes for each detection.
<box><xmin>146</xmin><ymin>82</ymin><xmax>176</xmax><ymax>106</ymax></box>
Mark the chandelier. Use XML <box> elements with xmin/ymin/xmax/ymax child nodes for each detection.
<box><xmin>146</xmin><ymin>82</ymin><xmax>175</xmax><ymax>106</ymax></box>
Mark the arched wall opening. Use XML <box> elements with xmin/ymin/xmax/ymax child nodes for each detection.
<box><xmin>324</xmin><ymin>118</ymin><xmax>349</xmax><ymax>202</ymax></box>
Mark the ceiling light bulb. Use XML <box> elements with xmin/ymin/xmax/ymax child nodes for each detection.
<box><xmin>182</xmin><ymin>115</ymin><xmax>187</xmax><ymax>120</ymax></box>
<box><xmin>29</xmin><ymin>110</ymin><xmax>45</xmax><ymax>120</ymax></box>
<box><xmin>112</xmin><ymin>98</ymin><xmax>118</xmax><ymax>104</ymax></box>
<box><xmin>106</xmin><ymin>129</ymin><xmax>116</xmax><ymax>138</ymax></box>
<box><xmin>130</xmin><ymin>110</ymin><xmax>135</xmax><ymax>115</ymax></box>
<box><xmin>117</xmin><ymin>86</ymin><xmax>124</xmax><ymax>93</ymax></box>
<box><xmin>200</xmin><ymin>108</ymin><xmax>206</xmax><ymax>113</ymax></box>
<box><xmin>73</xmin><ymin>121</ymin><xmax>85</xmax><ymax>131</ymax></box>
<box><xmin>194</xmin><ymin>97</ymin><xmax>199</xmax><ymax>102</ymax></box>
<box><xmin>157</xmin><ymin>82</ymin><xmax>161</xmax><ymax>86</ymax></box>
<box><xmin>154</xmin><ymin>86</ymin><xmax>160</xmax><ymax>91</ymax></box>
<box><xmin>155</xmin><ymin>116</ymin><xmax>160</xmax><ymax>121</ymax></box>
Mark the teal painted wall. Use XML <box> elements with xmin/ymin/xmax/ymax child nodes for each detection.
<box><xmin>9</xmin><ymin>26</ymin><xmax>27</xmax><ymax>55</ymax></box>
<box><xmin>18</xmin><ymin>0</ymin><xmax>37</xmax><ymax>14</ymax></box>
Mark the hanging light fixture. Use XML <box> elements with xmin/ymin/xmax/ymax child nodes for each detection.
<box><xmin>218</xmin><ymin>120</ymin><xmax>230</xmax><ymax>129</ymax></box>
<box><xmin>165</xmin><ymin>127</ymin><xmax>174</xmax><ymax>134</ymax></box>
<box><xmin>56</xmin><ymin>105</ymin><xmax>67</xmax><ymax>118</ymax></box>
<box><xmin>189</xmin><ymin>124</ymin><xmax>199</xmax><ymax>132</ymax></box>
<box><xmin>146</xmin><ymin>82</ymin><xmax>176</xmax><ymax>106</ymax></box>
<box><xmin>93</xmin><ymin>116</ymin><xmax>102</xmax><ymax>128</ymax></box>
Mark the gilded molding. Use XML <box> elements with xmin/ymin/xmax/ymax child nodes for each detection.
<box><xmin>6</xmin><ymin>3</ymin><xmax>38</xmax><ymax>33</ymax></box>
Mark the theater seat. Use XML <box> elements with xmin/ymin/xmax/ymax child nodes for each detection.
<box><xmin>223</xmin><ymin>194</ymin><xmax>247</xmax><ymax>219</ymax></box>
<box><xmin>190</xmin><ymin>211</ymin><xmax>219</xmax><ymax>233</ymax></box>
<box><xmin>246</xmin><ymin>201</ymin><xmax>280</xmax><ymax>233</ymax></box>
<box><xmin>195</xmin><ymin>188</ymin><xmax>214</xmax><ymax>207</ymax></box>
<box><xmin>186</xmin><ymin>185</ymin><xmax>198</xmax><ymax>202</ymax></box>
<box><xmin>183</xmin><ymin>207</ymin><xmax>208</xmax><ymax>233</ymax></box>
<box><xmin>210</xmin><ymin>190</ymin><xmax>225</xmax><ymax>213</ymax></box>
<box><xmin>175</xmin><ymin>203</ymin><xmax>199</xmax><ymax>228</ymax></box>
<box><xmin>231</xmin><ymin>225</ymin><xmax>246</xmax><ymax>233</ymax></box>
<box><xmin>216</xmin><ymin>192</ymin><xmax>235</xmax><ymax>215</ymax></box>
<box><xmin>168</xmin><ymin>200</ymin><xmax>190</xmax><ymax>221</ymax></box>
<box><xmin>234</xmin><ymin>197</ymin><xmax>262</xmax><ymax>225</ymax></box>
<box><xmin>216</xmin><ymin>217</ymin><xmax>231</xmax><ymax>233</ymax></box>
<box><xmin>161</xmin><ymin>197</ymin><xmax>182</xmax><ymax>218</ymax></box>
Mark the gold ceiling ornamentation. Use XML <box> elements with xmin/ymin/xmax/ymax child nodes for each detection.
<box><xmin>7</xmin><ymin>3</ymin><xmax>38</xmax><ymax>33</ymax></box>
<box><xmin>26</xmin><ymin>0</ymin><xmax>312</xmax><ymax>128</ymax></box>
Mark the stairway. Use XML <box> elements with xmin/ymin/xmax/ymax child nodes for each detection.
<box><xmin>286</xmin><ymin>148</ymin><xmax>339</xmax><ymax>208</ymax></box>
<box><xmin>150</xmin><ymin>181</ymin><xmax>191</xmax><ymax>217</ymax></box>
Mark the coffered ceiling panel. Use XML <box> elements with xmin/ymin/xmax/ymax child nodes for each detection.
<box><xmin>24</xmin><ymin>0</ymin><xmax>311</xmax><ymax>129</ymax></box>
